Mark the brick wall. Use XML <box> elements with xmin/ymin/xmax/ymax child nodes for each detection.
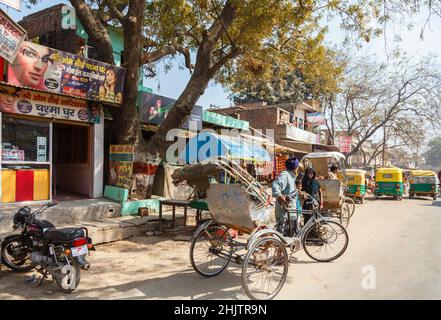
<box><xmin>212</xmin><ymin>107</ymin><xmax>278</xmax><ymax>130</ymax></box>
<box><xmin>18</xmin><ymin>4</ymin><xmax>80</xmax><ymax>55</ymax></box>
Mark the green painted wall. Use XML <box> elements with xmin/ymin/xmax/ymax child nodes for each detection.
<box><xmin>75</xmin><ymin>18</ymin><xmax>124</xmax><ymax>66</ymax></box>
<box><xmin>203</xmin><ymin>110</ymin><xmax>250</xmax><ymax>130</ymax></box>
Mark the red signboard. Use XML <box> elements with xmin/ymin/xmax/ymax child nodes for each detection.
<box><xmin>337</xmin><ymin>136</ymin><xmax>352</xmax><ymax>153</ymax></box>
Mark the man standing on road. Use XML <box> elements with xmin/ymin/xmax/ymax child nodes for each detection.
<box><xmin>272</xmin><ymin>157</ymin><xmax>300</xmax><ymax>228</ymax></box>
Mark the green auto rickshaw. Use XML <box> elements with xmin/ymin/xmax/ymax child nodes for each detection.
<box><xmin>374</xmin><ymin>167</ymin><xmax>404</xmax><ymax>200</ymax></box>
<box><xmin>409</xmin><ymin>170</ymin><xmax>439</xmax><ymax>200</ymax></box>
<box><xmin>344</xmin><ymin>169</ymin><xmax>367</xmax><ymax>204</ymax></box>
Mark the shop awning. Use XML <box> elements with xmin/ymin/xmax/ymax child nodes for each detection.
<box><xmin>178</xmin><ymin>132</ymin><xmax>271</xmax><ymax>164</ymax></box>
<box><xmin>312</xmin><ymin>143</ymin><xmax>341</xmax><ymax>152</ymax></box>
<box><xmin>274</xmin><ymin>143</ymin><xmax>308</xmax><ymax>154</ymax></box>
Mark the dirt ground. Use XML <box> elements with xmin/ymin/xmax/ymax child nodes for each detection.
<box><xmin>2</xmin><ymin>197</ymin><xmax>441</xmax><ymax>300</ymax></box>
<box><xmin>0</xmin><ymin>231</ymin><xmax>209</xmax><ymax>300</ymax></box>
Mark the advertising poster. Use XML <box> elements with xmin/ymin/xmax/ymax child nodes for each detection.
<box><xmin>138</xmin><ymin>92</ymin><xmax>203</xmax><ymax>130</ymax></box>
<box><xmin>7</xmin><ymin>41</ymin><xmax>125</xmax><ymax>105</ymax></box>
<box><xmin>306</xmin><ymin>112</ymin><xmax>326</xmax><ymax>125</ymax></box>
<box><xmin>337</xmin><ymin>136</ymin><xmax>352</xmax><ymax>153</ymax></box>
<box><xmin>0</xmin><ymin>84</ymin><xmax>98</xmax><ymax>122</ymax></box>
<box><xmin>0</xmin><ymin>9</ymin><xmax>27</xmax><ymax>63</ymax></box>
<box><xmin>109</xmin><ymin>145</ymin><xmax>134</xmax><ymax>189</ymax></box>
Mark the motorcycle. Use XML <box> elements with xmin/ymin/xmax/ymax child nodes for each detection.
<box><xmin>0</xmin><ymin>202</ymin><xmax>95</xmax><ymax>293</ymax></box>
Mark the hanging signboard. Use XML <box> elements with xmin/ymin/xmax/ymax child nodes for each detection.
<box><xmin>336</xmin><ymin>136</ymin><xmax>352</xmax><ymax>153</ymax></box>
<box><xmin>0</xmin><ymin>1</ymin><xmax>21</xmax><ymax>11</ymax></box>
<box><xmin>306</xmin><ymin>112</ymin><xmax>326</xmax><ymax>125</ymax></box>
<box><xmin>109</xmin><ymin>145</ymin><xmax>134</xmax><ymax>189</ymax></box>
<box><xmin>138</xmin><ymin>92</ymin><xmax>203</xmax><ymax>130</ymax></box>
<box><xmin>6</xmin><ymin>41</ymin><xmax>125</xmax><ymax>105</ymax></box>
<box><xmin>0</xmin><ymin>9</ymin><xmax>27</xmax><ymax>63</ymax></box>
<box><xmin>0</xmin><ymin>84</ymin><xmax>98</xmax><ymax>122</ymax></box>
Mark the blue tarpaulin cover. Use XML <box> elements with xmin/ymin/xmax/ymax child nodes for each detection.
<box><xmin>178</xmin><ymin>132</ymin><xmax>271</xmax><ymax>164</ymax></box>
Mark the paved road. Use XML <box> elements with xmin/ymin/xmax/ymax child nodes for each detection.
<box><xmin>1</xmin><ymin>196</ymin><xmax>440</xmax><ymax>299</ymax></box>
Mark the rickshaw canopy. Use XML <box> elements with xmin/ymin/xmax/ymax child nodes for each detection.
<box><xmin>409</xmin><ymin>170</ymin><xmax>439</xmax><ymax>185</ymax></box>
<box><xmin>178</xmin><ymin>132</ymin><xmax>271</xmax><ymax>164</ymax></box>
<box><xmin>375</xmin><ymin>167</ymin><xmax>404</xmax><ymax>183</ymax></box>
<box><xmin>346</xmin><ymin>169</ymin><xmax>366</xmax><ymax>185</ymax></box>
<box><xmin>410</xmin><ymin>170</ymin><xmax>437</xmax><ymax>177</ymax></box>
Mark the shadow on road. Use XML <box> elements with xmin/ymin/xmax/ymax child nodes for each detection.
<box><xmin>0</xmin><ymin>266</ymin><xmax>245</xmax><ymax>300</ymax></box>
<box><xmin>418</xmin><ymin>200</ymin><xmax>441</xmax><ymax>207</ymax></box>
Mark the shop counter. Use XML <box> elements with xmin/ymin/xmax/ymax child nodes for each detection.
<box><xmin>2</xmin><ymin>168</ymin><xmax>49</xmax><ymax>203</ymax></box>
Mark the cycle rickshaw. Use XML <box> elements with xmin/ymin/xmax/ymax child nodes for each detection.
<box><xmin>172</xmin><ymin>157</ymin><xmax>349</xmax><ymax>300</ymax></box>
<box><xmin>300</xmin><ymin>152</ymin><xmax>354</xmax><ymax>226</ymax></box>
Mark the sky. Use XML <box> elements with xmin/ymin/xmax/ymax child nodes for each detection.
<box><xmin>3</xmin><ymin>0</ymin><xmax>441</xmax><ymax>110</ymax></box>
<box><xmin>2</xmin><ymin>0</ymin><xmax>441</xmax><ymax>152</ymax></box>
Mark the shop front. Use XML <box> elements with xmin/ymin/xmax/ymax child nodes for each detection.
<box><xmin>0</xmin><ymin>84</ymin><xmax>104</xmax><ymax>203</ymax></box>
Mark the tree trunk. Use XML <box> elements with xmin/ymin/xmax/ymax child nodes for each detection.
<box><xmin>115</xmin><ymin>1</ymin><xmax>144</xmax><ymax>147</ymax></box>
<box><xmin>70</xmin><ymin>0</ymin><xmax>115</xmax><ymax>65</ymax></box>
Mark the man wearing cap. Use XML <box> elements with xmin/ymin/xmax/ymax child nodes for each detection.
<box><xmin>272</xmin><ymin>157</ymin><xmax>300</xmax><ymax>227</ymax></box>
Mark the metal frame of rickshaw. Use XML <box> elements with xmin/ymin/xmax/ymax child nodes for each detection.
<box><xmin>173</xmin><ymin>156</ymin><xmax>349</xmax><ymax>300</ymax></box>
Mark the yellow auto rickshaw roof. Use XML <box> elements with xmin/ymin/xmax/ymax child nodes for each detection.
<box><xmin>410</xmin><ymin>170</ymin><xmax>436</xmax><ymax>177</ymax></box>
<box><xmin>376</xmin><ymin>167</ymin><xmax>403</xmax><ymax>173</ymax></box>
<box><xmin>346</xmin><ymin>169</ymin><xmax>366</xmax><ymax>174</ymax></box>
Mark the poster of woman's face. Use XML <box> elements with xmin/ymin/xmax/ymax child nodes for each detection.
<box><xmin>97</xmin><ymin>67</ymin><xmax>124</xmax><ymax>104</ymax></box>
<box><xmin>8</xmin><ymin>41</ymin><xmax>55</xmax><ymax>90</ymax></box>
<box><xmin>0</xmin><ymin>92</ymin><xmax>16</xmax><ymax>113</ymax></box>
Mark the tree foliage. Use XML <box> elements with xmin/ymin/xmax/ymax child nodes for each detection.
<box><xmin>27</xmin><ymin>0</ymin><xmax>441</xmax><ymax>198</ymax></box>
<box><xmin>424</xmin><ymin>137</ymin><xmax>441</xmax><ymax>168</ymax></box>
<box><xmin>323</xmin><ymin>54</ymin><xmax>441</xmax><ymax>159</ymax></box>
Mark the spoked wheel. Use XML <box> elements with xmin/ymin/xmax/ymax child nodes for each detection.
<box><xmin>339</xmin><ymin>202</ymin><xmax>351</xmax><ymax>228</ymax></box>
<box><xmin>344</xmin><ymin>197</ymin><xmax>356</xmax><ymax>218</ymax></box>
<box><xmin>1</xmin><ymin>236</ymin><xmax>35</xmax><ymax>272</ymax></box>
<box><xmin>303</xmin><ymin>220</ymin><xmax>349</xmax><ymax>262</ymax></box>
<box><xmin>190</xmin><ymin>225</ymin><xmax>234</xmax><ymax>277</ymax></box>
<box><xmin>242</xmin><ymin>236</ymin><xmax>288</xmax><ymax>300</ymax></box>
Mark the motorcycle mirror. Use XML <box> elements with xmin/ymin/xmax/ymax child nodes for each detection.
<box><xmin>47</xmin><ymin>202</ymin><xmax>58</xmax><ymax>207</ymax></box>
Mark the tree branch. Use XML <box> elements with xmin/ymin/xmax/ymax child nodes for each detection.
<box><xmin>103</xmin><ymin>0</ymin><xmax>125</xmax><ymax>24</ymax></box>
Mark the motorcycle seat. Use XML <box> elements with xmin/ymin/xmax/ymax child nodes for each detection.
<box><xmin>43</xmin><ymin>227</ymin><xmax>86</xmax><ymax>242</ymax></box>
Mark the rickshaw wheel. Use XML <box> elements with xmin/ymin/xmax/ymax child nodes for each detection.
<box><xmin>242</xmin><ymin>236</ymin><xmax>288</xmax><ymax>300</ymax></box>
<box><xmin>303</xmin><ymin>220</ymin><xmax>349</xmax><ymax>262</ymax></box>
<box><xmin>190</xmin><ymin>225</ymin><xmax>234</xmax><ymax>277</ymax></box>
<box><xmin>344</xmin><ymin>197</ymin><xmax>356</xmax><ymax>218</ymax></box>
<box><xmin>339</xmin><ymin>203</ymin><xmax>351</xmax><ymax>228</ymax></box>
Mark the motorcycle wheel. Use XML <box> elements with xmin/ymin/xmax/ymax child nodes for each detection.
<box><xmin>53</xmin><ymin>258</ymin><xmax>81</xmax><ymax>293</ymax></box>
<box><xmin>1</xmin><ymin>236</ymin><xmax>35</xmax><ymax>272</ymax></box>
